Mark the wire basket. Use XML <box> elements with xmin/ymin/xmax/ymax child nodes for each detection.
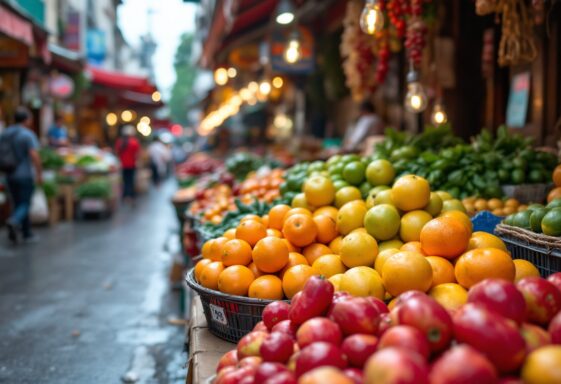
<box><xmin>185</xmin><ymin>268</ymin><xmax>284</xmax><ymax>343</ymax></box>
<box><xmin>495</xmin><ymin>224</ymin><xmax>561</xmax><ymax>277</ymax></box>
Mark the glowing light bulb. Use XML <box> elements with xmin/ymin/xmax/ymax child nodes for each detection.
<box><xmin>214</xmin><ymin>68</ymin><xmax>229</xmax><ymax>86</ymax></box>
<box><xmin>276</xmin><ymin>0</ymin><xmax>295</xmax><ymax>25</ymax></box>
<box><xmin>405</xmin><ymin>82</ymin><xmax>428</xmax><ymax>113</ymax></box>
<box><xmin>227</xmin><ymin>67</ymin><xmax>237</xmax><ymax>78</ymax></box>
<box><xmin>272</xmin><ymin>76</ymin><xmax>284</xmax><ymax>88</ymax></box>
<box><xmin>360</xmin><ymin>0</ymin><xmax>384</xmax><ymax>35</ymax></box>
<box><xmin>259</xmin><ymin>81</ymin><xmax>271</xmax><ymax>95</ymax></box>
<box><xmin>121</xmin><ymin>110</ymin><xmax>133</xmax><ymax>122</ymax></box>
<box><xmin>151</xmin><ymin>91</ymin><xmax>161</xmax><ymax>102</ymax></box>
<box><xmin>248</xmin><ymin>81</ymin><xmax>259</xmax><ymax>93</ymax></box>
<box><xmin>431</xmin><ymin>103</ymin><xmax>448</xmax><ymax>125</ymax></box>
<box><xmin>105</xmin><ymin>112</ymin><xmax>117</xmax><ymax>126</ymax></box>
<box><xmin>284</xmin><ymin>38</ymin><xmax>301</xmax><ymax>64</ymax></box>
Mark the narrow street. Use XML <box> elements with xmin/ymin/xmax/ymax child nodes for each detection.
<box><xmin>0</xmin><ymin>181</ymin><xmax>187</xmax><ymax>384</ymax></box>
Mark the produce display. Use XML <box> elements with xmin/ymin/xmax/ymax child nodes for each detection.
<box><xmin>214</xmin><ymin>273</ymin><xmax>561</xmax><ymax>384</ymax></box>
<box><xmin>175</xmin><ymin>153</ymin><xmax>222</xmax><ymax>187</ymax></box>
<box><xmin>503</xmin><ymin>198</ymin><xmax>561</xmax><ymax>237</ymax></box>
<box><xmin>462</xmin><ymin>197</ymin><xmax>527</xmax><ymax>217</ymax></box>
<box><xmin>226</xmin><ymin>152</ymin><xmax>282</xmax><ymax>181</ymax></box>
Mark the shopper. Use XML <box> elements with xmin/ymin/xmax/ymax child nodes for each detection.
<box><xmin>47</xmin><ymin>114</ymin><xmax>69</xmax><ymax>147</ymax></box>
<box><xmin>343</xmin><ymin>100</ymin><xmax>384</xmax><ymax>153</ymax></box>
<box><xmin>0</xmin><ymin>107</ymin><xmax>43</xmax><ymax>244</ymax></box>
<box><xmin>115</xmin><ymin>125</ymin><xmax>140</xmax><ymax>203</ymax></box>
<box><xmin>147</xmin><ymin>136</ymin><xmax>171</xmax><ymax>186</ymax></box>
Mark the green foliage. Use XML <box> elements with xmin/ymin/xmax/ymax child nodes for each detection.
<box><xmin>75</xmin><ymin>179</ymin><xmax>111</xmax><ymax>199</ymax></box>
<box><xmin>169</xmin><ymin>33</ymin><xmax>198</xmax><ymax>125</ymax></box>
<box><xmin>39</xmin><ymin>148</ymin><xmax>64</xmax><ymax>170</ymax></box>
<box><xmin>42</xmin><ymin>180</ymin><xmax>59</xmax><ymax>199</ymax></box>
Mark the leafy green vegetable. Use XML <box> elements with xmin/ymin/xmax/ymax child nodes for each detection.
<box><xmin>75</xmin><ymin>179</ymin><xmax>111</xmax><ymax>199</ymax></box>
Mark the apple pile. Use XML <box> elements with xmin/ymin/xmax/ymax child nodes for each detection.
<box><xmin>214</xmin><ymin>274</ymin><xmax>561</xmax><ymax>384</ymax></box>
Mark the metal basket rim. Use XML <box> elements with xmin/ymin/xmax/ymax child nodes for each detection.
<box><xmin>185</xmin><ymin>267</ymin><xmax>287</xmax><ymax>305</ymax></box>
<box><xmin>500</xmin><ymin>234</ymin><xmax>561</xmax><ymax>257</ymax></box>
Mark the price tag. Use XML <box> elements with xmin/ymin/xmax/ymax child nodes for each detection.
<box><xmin>209</xmin><ymin>304</ymin><xmax>227</xmax><ymax>325</ymax></box>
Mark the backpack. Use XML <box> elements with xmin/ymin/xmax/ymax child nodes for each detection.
<box><xmin>0</xmin><ymin>129</ymin><xmax>20</xmax><ymax>173</ymax></box>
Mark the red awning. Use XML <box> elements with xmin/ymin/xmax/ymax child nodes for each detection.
<box><xmin>0</xmin><ymin>4</ymin><xmax>33</xmax><ymax>46</ymax></box>
<box><xmin>120</xmin><ymin>91</ymin><xmax>163</xmax><ymax>107</ymax></box>
<box><xmin>87</xmin><ymin>65</ymin><xmax>157</xmax><ymax>94</ymax></box>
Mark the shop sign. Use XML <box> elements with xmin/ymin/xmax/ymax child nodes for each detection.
<box><xmin>63</xmin><ymin>10</ymin><xmax>81</xmax><ymax>52</ymax></box>
<box><xmin>270</xmin><ymin>26</ymin><xmax>315</xmax><ymax>75</ymax></box>
<box><xmin>228</xmin><ymin>44</ymin><xmax>260</xmax><ymax>70</ymax></box>
<box><xmin>49</xmin><ymin>73</ymin><xmax>75</xmax><ymax>99</ymax></box>
<box><xmin>506</xmin><ymin>72</ymin><xmax>530</xmax><ymax>129</ymax></box>
<box><xmin>86</xmin><ymin>29</ymin><xmax>106</xmax><ymax>65</ymax></box>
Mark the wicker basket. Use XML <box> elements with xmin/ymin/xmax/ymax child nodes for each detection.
<box><xmin>495</xmin><ymin>224</ymin><xmax>561</xmax><ymax>277</ymax></box>
<box><xmin>501</xmin><ymin>184</ymin><xmax>550</xmax><ymax>204</ymax></box>
<box><xmin>185</xmin><ymin>268</ymin><xmax>285</xmax><ymax>343</ymax></box>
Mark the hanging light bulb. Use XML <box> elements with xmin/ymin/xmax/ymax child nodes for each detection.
<box><xmin>431</xmin><ymin>102</ymin><xmax>448</xmax><ymax>125</ymax></box>
<box><xmin>259</xmin><ymin>80</ymin><xmax>271</xmax><ymax>96</ymax></box>
<box><xmin>276</xmin><ymin>0</ymin><xmax>295</xmax><ymax>25</ymax></box>
<box><xmin>284</xmin><ymin>31</ymin><xmax>302</xmax><ymax>64</ymax></box>
<box><xmin>214</xmin><ymin>68</ymin><xmax>229</xmax><ymax>86</ymax></box>
<box><xmin>360</xmin><ymin>0</ymin><xmax>384</xmax><ymax>35</ymax></box>
<box><xmin>404</xmin><ymin>70</ymin><xmax>428</xmax><ymax>113</ymax></box>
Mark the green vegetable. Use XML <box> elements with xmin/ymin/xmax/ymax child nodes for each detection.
<box><xmin>75</xmin><ymin>179</ymin><xmax>111</xmax><ymax>199</ymax></box>
<box><xmin>40</xmin><ymin>148</ymin><xmax>64</xmax><ymax>170</ymax></box>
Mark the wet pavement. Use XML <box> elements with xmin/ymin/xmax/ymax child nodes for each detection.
<box><xmin>0</xmin><ymin>181</ymin><xmax>187</xmax><ymax>384</ymax></box>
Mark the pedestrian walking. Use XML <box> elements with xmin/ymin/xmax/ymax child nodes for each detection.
<box><xmin>147</xmin><ymin>136</ymin><xmax>171</xmax><ymax>186</ymax></box>
<box><xmin>0</xmin><ymin>107</ymin><xmax>43</xmax><ymax>244</ymax></box>
<box><xmin>115</xmin><ymin>125</ymin><xmax>140</xmax><ymax>203</ymax></box>
<box><xmin>47</xmin><ymin>114</ymin><xmax>69</xmax><ymax>147</ymax></box>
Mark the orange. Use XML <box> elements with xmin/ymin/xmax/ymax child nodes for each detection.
<box><xmin>374</xmin><ymin>248</ymin><xmax>400</xmax><ymax>273</ymax></box>
<box><xmin>268</xmin><ymin>204</ymin><xmax>291</xmax><ymax>230</ymax></box>
<box><xmin>454</xmin><ymin>248</ymin><xmax>516</xmax><ymax>288</ymax></box>
<box><xmin>282</xmin><ymin>238</ymin><xmax>300</xmax><ymax>253</ymax></box>
<box><xmin>487</xmin><ymin>198</ymin><xmax>504</xmax><ymax>210</ymax></box>
<box><xmin>439</xmin><ymin>210</ymin><xmax>473</xmax><ymax>232</ymax></box>
<box><xmin>280</xmin><ymin>252</ymin><xmax>309</xmax><ymax>277</ymax></box>
<box><xmin>248</xmin><ymin>262</ymin><xmax>265</xmax><ymax>278</ymax></box>
<box><xmin>340</xmin><ymin>266</ymin><xmax>385</xmax><ymax>299</ymax></box>
<box><xmin>425</xmin><ymin>256</ymin><xmax>456</xmax><ymax>287</ymax></box>
<box><xmin>329</xmin><ymin>236</ymin><xmax>343</xmax><ymax>254</ymax></box>
<box><xmin>399</xmin><ymin>210</ymin><xmax>433</xmax><ymax>243</ymax></box>
<box><xmin>199</xmin><ymin>261</ymin><xmax>225</xmax><ymax>290</ymax></box>
<box><xmin>521</xmin><ymin>345</ymin><xmax>561</xmax><ymax>384</ymax></box>
<box><xmin>474</xmin><ymin>199</ymin><xmax>488</xmax><ymax>212</ymax></box>
<box><xmin>381</xmin><ymin>251</ymin><xmax>433</xmax><ymax>296</ymax></box>
<box><xmin>339</xmin><ymin>231</ymin><xmax>378</xmax><ymax>268</ymax></box>
<box><xmin>236</xmin><ymin>219</ymin><xmax>267</xmax><ymax>247</ymax></box>
<box><xmin>222</xmin><ymin>239</ymin><xmax>253</xmax><ymax>266</ymax></box>
<box><xmin>391</xmin><ymin>175</ymin><xmax>431</xmax><ymax>211</ymax></box>
<box><xmin>303</xmin><ymin>175</ymin><xmax>336</xmax><ymax>207</ymax></box>
<box><xmin>554</xmin><ymin>165</ymin><xmax>561</xmax><ymax>187</ymax></box>
<box><xmin>400</xmin><ymin>241</ymin><xmax>425</xmax><ymax>254</ymax></box>
<box><xmin>223</xmin><ymin>228</ymin><xmax>236</xmax><ymax>240</ymax></box>
<box><xmin>240</xmin><ymin>214</ymin><xmax>263</xmax><ymax>223</ymax></box>
<box><xmin>194</xmin><ymin>259</ymin><xmax>212</xmax><ymax>282</ymax></box>
<box><xmin>208</xmin><ymin>236</ymin><xmax>229</xmax><ymax>261</ymax></box>
<box><xmin>283</xmin><ymin>207</ymin><xmax>313</xmax><ymax>222</ymax></box>
<box><xmin>337</xmin><ymin>200</ymin><xmax>367</xmax><ymax>235</ymax></box>
<box><xmin>201</xmin><ymin>239</ymin><xmax>213</xmax><ymax>259</ymax></box>
<box><xmin>248</xmin><ymin>275</ymin><xmax>284</xmax><ymax>300</ymax></box>
<box><xmin>252</xmin><ymin>237</ymin><xmax>289</xmax><ymax>273</ymax></box>
<box><xmin>429</xmin><ymin>283</ymin><xmax>468</xmax><ymax>311</ymax></box>
<box><xmin>218</xmin><ymin>265</ymin><xmax>255</xmax><ymax>296</ymax></box>
<box><xmin>505</xmin><ymin>198</ymin><xmax>520</xmax><ymax>209</ymax></box>
<box><xmin>513</xmin><ymin>259</ymin><xmax>540</xmax><ymax>282</ymax></box>
<box><xmin>303</xmin><ymin>243</ymin><xmax>332</xmax><ymax>265</ymax></box>
<box><xmin>313</xmin><ymin>206</ymin><xmax>338</xmax><ymax>221</ymax></box>
<box><xmin>282</xmin><ymin>265</ymin><xmax>315</xmax><ymax>298</ymax></box>
<box><xmin>313</xmin><ymin>215</ymin><xmax>338</xmax><ymax>244</ymax></box>
<box><xmin>266</xmin><ymin>228</ymin><xmax>283</xmax><ymax>238</ymax></box>
<box><xmin>261</xmin><ymin>214</ymin><xmax>269</xmax><ymax>228</ymax></box>
<box><xmin>312</xmin><ymin>254</ymin><xmax>346</xmax><ymax>278</ymax></box>
<box><xmin>548</xmin><ymin>187</ymin><xmax>561</xmax><ymax>203</ymax></box>
<box><xmin>351</xmin><ymin>228</ymin><xmax>368</xmax><ymax>234</ymax></box>
<box><xmin>467</xmin><ymin>231</ymin><xmax>507</xmax><ymax>251</ymax></box>
<box><xmin>378</xmin><ymin>239</ymin><xmax>404</xmax><ymax>253</ymax></box>
<box><xmin>282</xmin><ymin>213</ymin><xmax>318</xmax><ymax>247</ymax></box>
<box><xmin>420</xmin><ymin>216</ymin><xmax>471</xmax><ymax>259</ymax></box>
<box><xmin>328</xmin><ymin>273</ymin><xmax>344</xmax><ymax>291</ymax></box>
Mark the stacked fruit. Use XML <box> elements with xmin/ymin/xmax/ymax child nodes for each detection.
<box><xmin>214</xmin><ymin>274</ymin><xmax>561</xmax><ymax>384</ymax></box>
<box><xmin>237</xmin><ymin>169</ymin><xmax>285</xmax><ymax>204</ymax></box>
<box><xmin>194</xmin><ymin>172</ymin><xmax>540</xmax><ymax>304</ymax></box>
<box><xmin>462</xmin><ymin>197</ymin><xmax>527</xmax><ymax>217</ymax></box>
<box><xmin>189</xmin><ymin>184</ymin><xmax>238</xmax><ymax>224</ymax></box>
<box><xmin>547</xmin><ymin>165</ymin><xmax>561</xmax><ymax>202</ymax></box>
<box><xmin>504</xmin><ymin>198</ymin><xmax>561</xmax><ymax>237</ymax></box>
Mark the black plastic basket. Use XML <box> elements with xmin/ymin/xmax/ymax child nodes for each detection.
<box><xmin>185</xmin><ymin>268</ymin><xmax>283</xmax><ymax>343</ymax></box>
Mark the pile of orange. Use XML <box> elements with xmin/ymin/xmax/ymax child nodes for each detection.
<box><xmin>548</xmin><ymin>165</ymin><xmax>561</xmax><ymax>202</ymax></box>
<box><xmin>238</xmin><ymin>168</ymin><xmax>284</xmax><ymax>203</ymax></box>
<box><xmin>462</xmin><ymin>197</ymin><xmax>527</xmax><ymax>217</ymax></box>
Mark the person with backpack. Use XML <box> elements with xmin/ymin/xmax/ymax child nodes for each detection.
<box><xmin>0</xmin><ymin>107</ymin><xmax>43</xmax><ymax>244</ymax></box>
<box><xmin>115</xmin><ymin>125</ymin><xmax>140</xmax><ymax>204</ymax></box>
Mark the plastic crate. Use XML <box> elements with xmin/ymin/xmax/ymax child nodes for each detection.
<box><xmin>471</xmin><ymin>211</ymin><xmax>503</xmax><ymax>234</ymax></box>
<box><xmin>185</xmin><ymin>268</ymin><xmax>286</xmax><ymax>343</ymax></box>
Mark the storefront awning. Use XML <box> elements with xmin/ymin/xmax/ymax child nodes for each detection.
<box><xmin>120</xmin><ymin>91</ymin><xmax>163</xmax><ymax>107</ymax></box>
<box><xmin>50</xmin><ymin>43</ymin><xmax>83</xmax><ymax>73</ymax></box>
<box><xmin>87</xmin><ymin>65</ymin><xmax>157</xmax><ymax>94</ymax></box>
<box><xmin>0</xmin><ymin>3</ymin><xmax>33</xmax><ymax>46</ymax></box>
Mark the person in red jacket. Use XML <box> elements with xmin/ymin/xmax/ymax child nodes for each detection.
<box><xmin>115</xmin><ymin>125</ymin><xmax>140</xmax><ymax>203</ymax></box>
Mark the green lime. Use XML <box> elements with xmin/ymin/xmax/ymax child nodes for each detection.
<box><xmin>373</xmin><ymin>189</ymin><xmax>395</xmax><ymax>206</ymax></box>
<box><xmin>341</xmin><ymin>154</ymin><xmax>360</xmax><ymax>164</ymax></box>
<box><xmin>529</xmin><ymin>169</ymin><xmax>543</xmax><ymax>183</ymax></box>
<box><xmin>512</xmin><ymin>157</ymin><xmax>527</xmax><ymax>170</ymax></box>
<box><xmin>512</xmin><ymin>211</ymin><xmax>532</xmax><ymax>229</ymax></box>
<box><xmin>326</xmin><ymin>155</ymin><xmax>342</xmax><ymax>167</ymax></box>
<box><xmin>366</xmin><ymin>159</ymin><xmax>395</xmax><ymax>186</ymax></box>
<box><xmin>424</xmin><ymin>192</ymin><xmax>443</xmax><ymax>216</ymax></box>
<box><xmin>504</xmin><ymin>214</ymin><xmax>514</xmax><ymax>226</ymax></box>
<box><xmin>279</xmin><ymin>182</ymin><xmax>289</xmax><ymax>195</ymax></box>
<box><xmin>527</xmin><ymin>203</ymin><xmax>545</xmax><ymax>212</ymax></box>
<box><xmin>359</xmin><ymin>181</ymin><xmax>372</xmax><ymax>198</ymax></box>
<box><xmin>331</xmin><ymin>174</ymin><xmax>343</xmax><ymax>182</ymax></box>
<box><xmin>366</xmin><ymin>186</ymin><xmax>391</xmax><ymax>208</ymax></box>
<box><xmin>335</xmin><ymin>186</ymin><xmax>362</xmax><ymax>208</ymax></box>
<box><xmin>308</xmin><ymin>160</ymin><xmax>326</xmax><ymax>173</ymax></box>
<box><xmin>541</xmin><ymin>208</ymin><xmax>561</xmax><ymax>236</ymax></box>
<box><xmin>546</xmin><ymin>198</ymin><xmax>561</xmax><ymax>209</ymax></box>
<box><xmin>342</xmin><ymin>161</ymin><xmax>366</xmax><ymax>185</ymax></box>
<box><xmin>530</xmin><ymin>208</ymin><xmax>548</xmax><ymax>233</ymax></box>
<box><xmin>328</xmin><ymin>163</ymin><xmax>344</xmax><ymax>176</ymax></box>
<box><xmin>333</xmin><ymin>180</ymin><xmax>350</xmax><ymax>191</ymax></box>
<box><xmin>364</xmin><ymin>204</ymin><xmax>401</xmax><ymax>241</ymax></box>
<box><xmin>511</xmin><ymin>169</ymin><xmax>526</xmax><ymax>184</ymax></box>
<box><xmin>498</xmin><ymin>169</ymin><xmax>510</xmax><ymax>183</ymax></box>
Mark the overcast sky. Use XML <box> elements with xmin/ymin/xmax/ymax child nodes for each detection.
<box><xmin>118</xmin><ymin>0</ymin><xmax>198</xmax><ymax>98</ymax></box>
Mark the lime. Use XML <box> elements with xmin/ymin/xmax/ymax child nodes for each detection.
<box><xmin>343</xmin><ymin>161</ymin><xmax>366</xmax><ymax>185</ymax></box>
<box><xmin>512</xmin><ymin>211</ymin><xmax>532</xmax><ymax>229</ymax></box>
<box><xmin>529</xmin><ymin>169</ymin><xmax>543</xmax><ymax>183</ymax></box>
<box><xmin>359</xmin><ymin>181</ymin><xmax>372</xmax><ymax>198</ymax></box>
<box><xmin>529</xmin><ymin>208</ymin><xmax>548</xmax><ymax>233</ymax></box>
<box><xmin>326</xmin><ymin>155</ymin><xmax>342</xmax><ymax>167</ymax></box>
<box><xmin>527</xmin><ymin>203</ymin><xmax>545</xmax><ymax>212</ymax></box>
<box><xmin>333</xmin><ymin>180</ymin><xmax>350</xmax><ymax>191</ymax></box>
<box><xmin>541</xmin><ymin>208</ymin><xmax>561</xmax><ymax>236</ymax></box>
<box><xmin>503</xmin><ymin>214</ymin><xmax>514</xmax><ymax>226</ymax></box>
<box><xmin>366</xmin><ymin>160</ymin><xmax>395</xmax><ymax>186</ymax></box>
<box><xmin>364</xmin><ymin>204</ymin><xmax>401</xmax><ymax>241</ymax></box>
<box><xmin>308</xmin><ymin>160</ymin><xmax>326</xmax><ymax>173</ymax></box>
<box><xmin>341</xmin><ymin>154</ymin><xmax>360</xmax><ymax>164</ymax></box>
<box><xmin>373</xmin><ymin>189</ymin><xmax>395</xmax><ymax>206</ymax></box>
<box><xmin>511</xmin><ymin>169</ymin><xmax>526</xmax><ymax>184</ymax></box>
<box><xmin>335</xmin><ymin>186</ymin><xmax>362</xmax><ymax>208</ymax></box>
<box><xmin>424</xmin><ymin>192</ymin><xmax>443</xmax><ymax>216</ymax></box>
<box><xmin>328</xmin><ymin>163</ymin><xmax>344</xmax><ymax>176</ymax></box>
<box><xmin>435</xmin><ymin>191</ymin><xmax>454</xmax><ymax>201</ymax></box>
<box><xmin>547</xmin><ymin>198</ymin><xmax>561</xmax><ymax>209</ymax></box>
<box><xmin>442</xmin><ymin>199</ymin><xmax>467</xmax><ymax>213</ymax></box>
<box><xmin>366</xmin><ymin>186</ymin><xmax>391</xmax><ymax>208</ymax></box>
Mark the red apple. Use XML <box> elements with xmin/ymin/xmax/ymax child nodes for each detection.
<box><xmin>260</xmin><ymin>332</ymin><xmax>295</xmax><ymax>363</ymax></box>
<box><xmin>238</xmin><ymin>376</ymin><xmax>255</xmax><ymax>384</ymax></box>
<box><xmin>341</xmin><ymin>334</ymin><xmax>379</xmax><ymax>368</ymax></box>
<box><xmin>377</xmin><ymin>313</ymin><xmax>393</xmax><ymax>337</ymax></box>
<box><xmin>299</xmin><ymin>367</ymin><xmax>354</xmax><ymax>384</ymax></box>
<box><xmin>237</xmin><ymin>331</ymin><xmax>268</xmax><ymax>359</ymax></box>
<box><xmin>364</xmin><ymin>347</ymin><xmax>430</xmax><ymax>384</ymax></box>
<box><xmin>330</xmin><ymin>297</ymin><xmax>382</xmax><ymax>336</ymax></box>
<box><xmin>548</xmin><ymin>311</ymin><xmax>561</xmax><ymax>344</ymax></box>
<box><xmin>263</xmin><ymin>301</ymin><xmax>291</xmax><ymax>331</ymax></box>
<box><xmin>254</xmin><ymin>362</ymin><xmax>290</xmax><ymax>383</ymax></box>
<box><xmin>517</xmin><ymin>277</ymin><xmax>561</xmax><ymax>325</ymax></box>
<box><xmin>391</xmin><ymin>293</ymin><xmax>453</xmax><ymax>353</ymax></box>
<box><xmin>215</xmin><ymin>366</ymin><xmax>236</xmax><ymax>384</ymax></box>
<box><xmin>253</xmin><ymin>321</ymin><xmax>269</xmax><ymax>332</ymax></box>
<box><xmin>297</xmin><ymin>317</ymin><xmax>343</xmax><ymax>348</ymax></box>
<box><xmin>378</xmin><ymin>325</ymin><xmax>430</xmax><ymax>360</ymax></box>
<box><xmin>429</xmin><ymin>344</ymin><xmax>498</xmax><ymax>384</ymax></box>
<box><xmin>289</xmin><ymin>276</ymin><xmax>334</xmax><ymax>325</ymax></box>
<box><xmin>287</xmin><ymin>351</ymin><xmax>299</xmax><ymax>372</ymax></box>
<box><xmin>343</xmin><ymin>367</ymin><xmax>364</xmax><ymax>384</ymax></box>
<box><xmin>547</xmin><ymin>272</ymin><xmax>561</xmax><ymax>294</ymax></box>
<box><xmin>453</xmin><ymin>303</ymin><xmax>527</xmax><ymax>373</ymax></box>
<box><xmin>498</xmin><ymin>378</ymin><xmax>524</xmax><ymax>384</ymax></box>
<box><xmin>521</xmin><ymin>322</ymin><xmax>551</xmax><ymax>352</ymax></box>
<box><xmin>365</xmin><ymin>297</ymin><xmax>389</xmax><ymax>314</ymax></box>
<box><xmin>272</xmin><ymin>319</ymin><xmax>298</xmax><ymax>340</ymax></box>
<box><xmin>216</xmin><ymin>366</ymin><xmax>256</xmax><ymax>384</ymax></box>
<box><xmin>295</xmin><ymin>341</ymin><xmax>347</xmax><ymax>377</ymax></box>
<box><xmin>328</xmin><ymin>291</ymin><xmax>352</xmax><ymax>317</ymax></box>
<box><xmin>216</xmin><ymin>350</ymin><xmax>238</xmax><ymax>373</ymax></box>
<box><xmin>238</xmin><ymin>356</ymin><xmax>262</xmax><ymax>369</ymax></box>
<box><xmin>468</xmin><ymin>278</ymin><xmax>527</xmax><ymax>324</ymax></box>
<box><xmin>263</xmin><ymin>371</ymin><xmax>297</xmax><ymax>384</ymax></box>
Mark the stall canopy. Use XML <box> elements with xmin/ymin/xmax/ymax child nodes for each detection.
<box><xmin>87</xmin><ymin>65</ymin><xmax>157</xmax><ymax>95</ymax></box>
